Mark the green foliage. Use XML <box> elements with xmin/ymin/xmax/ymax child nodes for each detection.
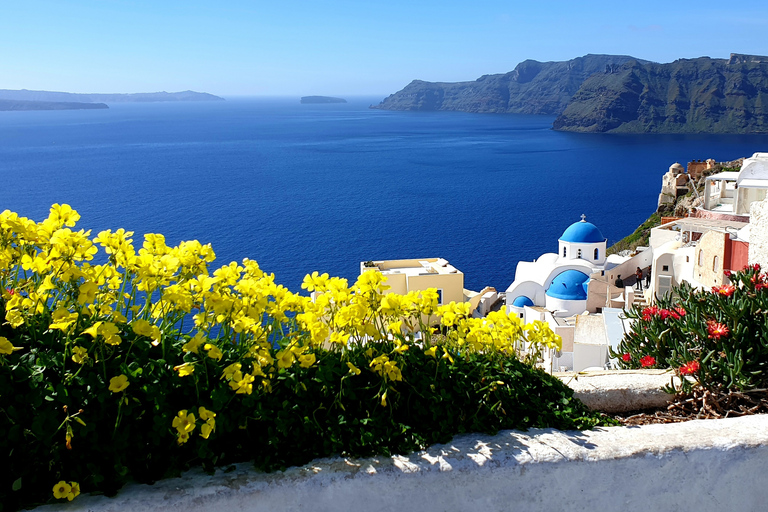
<box><xmin>611</xmin><ymin>265</ymin><xmax>768</xmax><ymax>392</ymax></box>
<box><xmin>607</xmin><ymin>213</ymin><xmax>660</xmax><ymax>255</ymax></box>
<box><xmin>0</xmin><ymin>307</ymin><xmax>609</xmax><ymax>511</ymax></box>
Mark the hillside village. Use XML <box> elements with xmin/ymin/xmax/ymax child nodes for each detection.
<box><xmin>361</xmin><ymin>152</ymin><xmax>768</xmax><ymax>373</ymax></box>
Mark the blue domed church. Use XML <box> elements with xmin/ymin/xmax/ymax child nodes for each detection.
<box><xmin>506</xmin><ymin>216</ymin><xmax>607</xmax><ymax>318</ymax></box>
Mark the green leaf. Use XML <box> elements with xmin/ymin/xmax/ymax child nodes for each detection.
<box><xmin>12</xmin><ymin>477</ymin><xmax>22</xmax><ymax>491</ymax></box>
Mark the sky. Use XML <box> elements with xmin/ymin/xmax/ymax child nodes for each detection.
<box><xmin>2</xmin><ymin>0</ymin><xmax>768</xmax><ymax>97</ymax></box>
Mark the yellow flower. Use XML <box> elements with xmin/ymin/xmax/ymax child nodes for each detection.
<box><xmin>82</xmin><ymin>321</ymin><xmax>103</xmax><ymax>339</ymax></box>
<box><xmin>108</xmin><ymin>374</ymin><xmax>129</xmax><ymax>393</ymax></box>
<box><xmin>229</xmin><ymin>371</ymin><xmax>255</xmax><ymax>394</ymax></box>
<box><xmin>78</xmin><ymin>281</ymin><xmax>99</xmax><ymax>305</ymax></box>
<box><xmin>182</xmin><ymin>332</ymin><xmax>204</xmax><ymax>353</ymax></box>
<box><xmin>221</xmin><ymin>362</ymin><xmax>242</xmax><ymax>380</ymax></box>
<box><xmin>174</xmin><ymin>363</ymin><xmax>195</xmax><ymax>377</ymax></box>
<box><xmin>100</xmin><ymin>322</ymin><xmax>122</xmax><ymax>345</ymax></box>
<box><xmin>71</xmin><ymin>346</ymin><xmax>88</xmax><ymax>364</ymax></box>
<box><xmin>198</xmin><ymin>406</ymin><xmax>216</xmax><ymax>421</ymax></box>
<box><xmin>200</xmin><ymin>419</ymin><xmax>215</xmax><ymax>439</ymax></box>
<box><xmin>204</xmin><ymin>343</ymin><xmax>223</xmax><ymax>361</ymax></box>
<box><xmin>172</xmin><ymin>410</ymin><xmax>196</xmax><ymax>434</ymax></box>
<box><xmin>424</xmin><ymin>346</ymin><xmax>437</xmax><ymax>358</ymax></box>
<box><xmin>275</xmin><ymin>348</ymin><xmax>295</xmax><ymax>369</ymax></box>
<box><xmin>0</xmin><ymin>336</ymin><xmax>22</xmax><ymax>355</ymax></box>
<box><xmin>5</xmin><ymin>309</ymin><xmax>24</xmax><ymax>328</ymax></box>
<box><xmin>131</xmin><ymin>319</ymin><xmax>154</xmax><ymax>337</ymax></box>
<box><xmin>69</xmin><ymin>481</ymin><xmax>80</xmax><ymax>500</ymax></box>
<box><xmin>346</xmin><ymin>362</ymin><xmax>361</xmax><ymax>375</ymax></box>
<box><xmin>49</xmin><ymin>308</ymin><xmax>79</xmax><ymax>332</ymax></box>
<box><xmin>298</xmin><ymin>353</ymin><xmax>316</xmax><ymax>368</ymax></box>
<box><xmin>52</xmin><ymin>481</ymin><xmax>71</xmax><ymax>500</ymax></box>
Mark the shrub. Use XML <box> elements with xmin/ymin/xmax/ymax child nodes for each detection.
<box><xmin>0</xmin><ymin>205</ymin><xmax>610</xmax><ymax>511</ymax></box>
<box><xmin>611</xmin><ymin>265</ymin><xmax>768</xmax><ymax>392</ymax></box>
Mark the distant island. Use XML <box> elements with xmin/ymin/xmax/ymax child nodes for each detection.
<box><xmin>0</xmin><ymin>89</ymin><xmax>224</xmax><ymax>106</ymax></box>
<box><xmin>301</xmin><ymin>96</ymin><xmax>347</xmax><ymax>104</ymax></box>
<box><xmin>375</xmin><ymin>53</ymin><xmax>768</xmax><ymax>134</ymax></box>
<box><xmin>0</xmin><ymin>99</ymin><xmax>108</xmax><ymax>111</ymax></box>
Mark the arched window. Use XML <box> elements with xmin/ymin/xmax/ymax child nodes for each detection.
<box><xmin>713</xmin><ymin>255</ymin><xmax>719</xmax><ymax>271</ymax></box>
<box><xmin>563</xmin><ymin>246</ymin><xmax>567</xmax><ymax>258</ymax></box>
<box><xmin>698</xmin><ymin>250</ymin><xmax>703</xmax><ymax>266</ymax></box>
<box><xmin>594</xmin><ymin>248</ymin><xmax>599</xmax><ymax>260</ymax></box>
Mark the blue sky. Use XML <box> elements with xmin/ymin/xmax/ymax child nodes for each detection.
<box><xmin>2</xmin><ymin>0</ymin><xmax>768</xmax><ymax>97</ymax></box>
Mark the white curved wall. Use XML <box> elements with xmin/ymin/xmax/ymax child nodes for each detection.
<box><xmin>36</xmin><ymin>415</ymin><xmax>768</xmax><ymax>512</ymax></box>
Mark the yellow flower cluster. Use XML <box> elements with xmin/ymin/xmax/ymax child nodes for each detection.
<box><xmin>172</xmin><ymin>407</ymin><xmax>216</xmax><ymax>444</ymax></box>
<box><xmin>52</xmin><ymin>480</ymin><xmax>80</xmax><ymax>501</ymax></box>
<box><xmin>1</xmin><ymin>204</ymin><xmax>564</xmax><ymax>500</ymax></box>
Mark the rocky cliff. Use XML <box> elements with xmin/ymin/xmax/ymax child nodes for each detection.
<box><xmin>553</xmin><ymin>54</ymin><xmax>768</xmax><ymax>133</ymax></box>
<box><xmin>373</xmin><ymin>54</ymin><xmax>644</xmax><ymax>115</ymax></box>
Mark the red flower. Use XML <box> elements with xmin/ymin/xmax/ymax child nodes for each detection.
<box><xmin>659</xmin><ymin>309</ymin><xmax>671</xmax><ymax>320</ymax></box>
<box><xmin>712</xmin><ymin>284</ymin><xmax>736</xmax><ymax>297</ymax></box>
<box><xmin>673</xmin><ymin>306</ymin><xmax>686</xmax><ymax>317</ymax></box>
<box><xmin>707</xmin><ymin>320</ymin><xmax>730</xmax><ymax>340</ymax></box>
<box><xmin>753</xmin><ymin>264</ymin><xmax>762</xmax><ymax>272</ymax></box>
<box><xmin>640</xmin><ymin>355</ymin><xmax>656</xmax><ymax>368</ymax></box>
<box><xmin>642</xmin><ymin>306</ymin><xmax>659</xmax><ymax>321</ymax></box>
<box><xmin>679</xmin><ymin>360</ymin><xmax>700</xmax><ymax>375</ymax></box>
<box><xmin>622</xmin><ymin>353</ymin><xmax>631</xmax><ymax>362</ymax></box>
<box><xmin>724</xmin><ymin>270</ymin><xmax>733</xmax><ymax>278</ymax></box>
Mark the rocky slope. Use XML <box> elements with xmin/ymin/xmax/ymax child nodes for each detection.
<box><xmin>553</xmin><ymin>54</ymin><xmax>768</xmax><ymax>133</ymax></box>
<box><xmin>373</xmin><ymin>54</ymin><xmax>644</xmax><ymax>115</ymax></box>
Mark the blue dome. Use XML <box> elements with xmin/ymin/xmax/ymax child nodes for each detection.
<box><xmin>559</xmin><ymin>219</ymin><xmax>605</xmax><ymax>244</ymax></box>
<box><xmin>511</xmin><ymin>295</ymin><xmax>534</xmax><ymax>308</ymax></box>
<box><xmin>546</xmin><ymin>270</ymin><xmax>590</xmax><ymax>301</ymax></box>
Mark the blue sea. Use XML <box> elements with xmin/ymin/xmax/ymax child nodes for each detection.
<box><xmin>2</xmin><ymin>97</ymin><xmax>768</xmax><ymax>292</ymax></box>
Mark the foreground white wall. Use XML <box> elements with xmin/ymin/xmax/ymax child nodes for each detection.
<box><xmin>36</xmin><ymin>414</ymin><xmax>768</xmax><ymax>512</ymax></box>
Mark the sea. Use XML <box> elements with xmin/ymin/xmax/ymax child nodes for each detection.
<box><xmin>2</xmin><ymin>97</ymin><xmax>768</xmax><ymax>293</ymax></box>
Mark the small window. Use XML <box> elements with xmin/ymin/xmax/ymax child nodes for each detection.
<box><xmin>519</xmin><ymin>313</ymin><xmax>523</xmax><ymax>318</ymax></box>
<box><xmin>435</xmin><ymin>289</ymin><xmax>444</xmax><ymax>305</ymax></box>
<box><xmin>662</xmin><ymin>265</ymin><xmax>669</xmax><ymax>272</ymax></box>
<box><xmin>594</xmin><ymin>248</ymin><xmax>599</xmax><ymax>260</ymax></box>
<box><xmin>686</xmin><ymin>256</ymin><xmax>690</xmax><ymax>263</ymax></box>
<box><xmin>698</xmin><ymin>250</ymin><xmax>703</xmax><ymax>266</ymax></box>
<box><xmin>713</xmin><ymin>256</ymin><xmax>719</xmax><ymax>271</ymax></box>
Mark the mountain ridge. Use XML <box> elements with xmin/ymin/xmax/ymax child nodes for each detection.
<box><xmin>0</xmin><ymin>89</ymin><xmax>224</xmax><ymax>103</ymax></box>
<box><xmin>375</xmin><ymin>53</ymin><xmax>768</xmax><ymax>133</ymax></box>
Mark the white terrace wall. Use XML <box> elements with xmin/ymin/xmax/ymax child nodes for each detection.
<box><xmin>750</xmin><ymin>197</ymin><xmax>768</xmax><ymax>268</ymax></box>
<box><xmin>37</xmin><ymin>414</ymin><xmax>768</xmax><ymax>512</ymax></box>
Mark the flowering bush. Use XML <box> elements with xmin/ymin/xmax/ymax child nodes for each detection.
<box><xmin>0</xmin><ymin>205</ymin><xmax>609</xmax><ymax>510</ymax></box>
<box><xmin>612</xmin><ymin>265</ymin><xmax>768</xmax><ymax>392</ymax></box>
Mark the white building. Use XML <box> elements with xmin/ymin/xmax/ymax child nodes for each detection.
<box><xmin>506</xmin><ymin>216</ymin><xmax>609</xmax><ymax>319</ymax></box>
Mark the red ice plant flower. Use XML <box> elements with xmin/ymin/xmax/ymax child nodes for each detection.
<box><xmin>640</xmin><ymin>355</ymin><xmax>656</xmax><ymax>368</ymax></box>
<box><xmin>659</xmin><ymin>309</ymin><xmax>671</xmax><ymax>320</ymax></box>
<box><xmin>712</xmin><ymin>284</ymin><xmax>736</xmax><ymax>297</ymax></box>
<box><xmin>642</xmin><ymin>306</ymin><xmax>659</xmax><ymax>321</ymax></box>
<box><xmin>673</xmin><ymin>306</ymin><xmax>686</xmax><ymax>317</ymax></box>
<box><xmin>707</xmin><ymin>320</ymin><xmax>730</xmax><ymax>340</ymax></box>
<box><xmin>679</xmin><ymin>360</ymin><xmax>700</xmax><ymax>375</ymax></box>
<box><xmin>622</xmin><ymin>353</ymin><xmax>631</xmax><ymax>362</ymax></box>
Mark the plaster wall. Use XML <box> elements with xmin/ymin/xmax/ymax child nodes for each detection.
<box><xmin>750</xmin><ymin>197</ymin><xmax>768</xmax><ymax>268</ymax></box>
<box><xmin>407</xmin><ymin>274</ymin><xmax>464</xmax><ymax>305</ymax></box>
<box><xmin>694</xmin><ymin>231</ymin><xmax>727</xmax><ymax>287</ymax></box>
<box><xmin>37</xmin><ymin>415</ymin><xmax>768</xmax><ymax>512</ymax></box>
<box><xmin>545</xmin><ymin>295</ymin><xmax>587</xmax><ymax>317</ymax></box>
<box><xmin>650</xmin><ymin>226</ymin><xmax>679</xmax><ymax>249</ymax></box>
